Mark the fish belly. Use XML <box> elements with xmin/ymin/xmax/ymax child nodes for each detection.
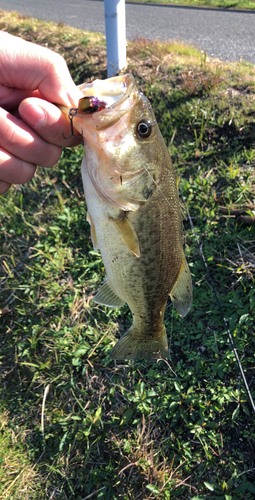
<box><xmin>81</xmin><ymin>156</ymin><xmax>184</xmax><ymax>360</ymax></box>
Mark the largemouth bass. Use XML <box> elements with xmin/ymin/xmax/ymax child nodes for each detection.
<box><xmin>60</xmin><ymin>74</ymin><xmax>192</xmax><ymax>360</ymax></box>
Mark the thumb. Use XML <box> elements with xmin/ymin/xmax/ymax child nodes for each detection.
<box><xmin>19</xmin><ymin>97</ymin><xmax>83</xmax><ymax>147</ymax></box>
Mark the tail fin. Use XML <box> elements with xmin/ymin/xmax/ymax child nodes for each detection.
<box><xmin>110</xmin><ymin>324</ymin><xmax>168</xmax><ymax>361</ymax></box>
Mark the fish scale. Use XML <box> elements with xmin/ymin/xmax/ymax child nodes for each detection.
<box><xmin>59</xmin><ymin>73</ymin><xmax>193</xmax><ymax>361</ymax></box>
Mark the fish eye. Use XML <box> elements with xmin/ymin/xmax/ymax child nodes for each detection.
<box><xmin>136</xmin><ymin>120</ymin><xmax>152</xmax><ymax>138</ymax></box>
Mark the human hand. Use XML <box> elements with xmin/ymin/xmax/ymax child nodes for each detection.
<box><xmin>0</xmin><ymin>31</ymin><xmax>84</xmax><ymax>195</ymax></box>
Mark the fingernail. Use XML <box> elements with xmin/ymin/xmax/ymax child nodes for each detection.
<box><xmin>19</xmin><ymin>101</ymin><xmax>46</xmax><ymax>128</ymax></box>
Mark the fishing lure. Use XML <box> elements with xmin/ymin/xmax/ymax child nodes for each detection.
<box><xmin>64</xmin><ymin>96</ymin><xmax>107</xmax><ymax>139</ymax></box>
<box><xmin>79</xmin><ymin>96</ymin><xmax>107</xmax><ymax>114</ymax></box>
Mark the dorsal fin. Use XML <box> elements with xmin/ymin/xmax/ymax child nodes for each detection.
<box><xmin>169</xmin><ymin>252</ymin><xmax>193</xmax><ymax>317</ymax></box>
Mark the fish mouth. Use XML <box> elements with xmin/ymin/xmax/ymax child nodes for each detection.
<box><xmin>78</xmin><ymin>73</ymin><xmax>135</xmax><ymax>109</ymax></box>
<box><xmin>75</xmin><ymin>74</ymin><xmax>137</xmax><ymax>130</ymax></box>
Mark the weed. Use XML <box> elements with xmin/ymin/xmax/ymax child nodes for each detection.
<box><xmin>0</xmin><ymin>10</ymin><xmax>255</xmax><ymax>500</ymax></box>
<box><xmin>128</xmin><ymin>0</ymin><xmax>255</xmax><ymax>11</ymax></box>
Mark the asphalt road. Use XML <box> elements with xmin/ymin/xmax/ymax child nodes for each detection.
<box><xmin>1</xmin><ymin>0</ymin><xmax>255</xmax><ymax>63</ymax></box>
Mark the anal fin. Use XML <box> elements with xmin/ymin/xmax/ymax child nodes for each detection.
<box><xmin>169</xmin><ymin>252</ymin><xmax>193</xmax><ymax>317</ymax></box>
<box><xmin>110</xmin><ymin>211</ymin><xmax>140</xmax><ymax>258</ymax></box>
<box><xmin>93</xmin><ymin>278</ymin><xmax>125</xmax><ymax>308</ymax></box>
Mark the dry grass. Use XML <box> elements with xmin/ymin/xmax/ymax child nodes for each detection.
<box><xmin>0</xmin><ymin>9</ymin><xmax>105</xmax><ymax>46</ymax></box>
<box><xmin>0</xmin><ymin>409</ymin><xmax>39</xmax><ymax>499</ymax></box>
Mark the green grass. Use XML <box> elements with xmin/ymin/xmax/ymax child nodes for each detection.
<box><xmin>129</xmin><ymin>0</ymin><xmax>255</xmax><ymax>11</ymax></box>
<box><xmin>1</xmin><ymin>10</ymin><xmax>255</xmax><ymax>500</ymax></box>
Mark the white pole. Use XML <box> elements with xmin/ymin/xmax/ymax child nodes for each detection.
<box><xmin>104</xmin><ymin>0</ymin><xmax>126</xmax><ymax>77</ymax></box>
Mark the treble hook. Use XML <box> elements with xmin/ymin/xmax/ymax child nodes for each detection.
<box><xmin>63</xmin><ymin>107</ymin><xmax>83</xmax><ymax>140</ymax></box>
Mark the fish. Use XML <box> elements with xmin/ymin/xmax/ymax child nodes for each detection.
<box><xmin>59</xmin><ymin>73</ymin><xmax>192</xmax><ymax>361</ymax></box>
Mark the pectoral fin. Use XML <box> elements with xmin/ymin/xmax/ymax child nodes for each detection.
<box><xmin>93</xmin><ymin>278</ymin><xmax>125</xmax><ymax>308</ymax></box>
<box><xmin>111</xmin><ymin>212</ymin><xmax>140</xmax><ymax>258</ymax></box>
<box><xmin>169</xmin><ymin>253</ymin><xmax>193</xmax><ymax>317</ymax></box>
<box><xmin>86</xmin><ymin>212</ymin><xmax>99</xmax><ymax>251</ymax></box>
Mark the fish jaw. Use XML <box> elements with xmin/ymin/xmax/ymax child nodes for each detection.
<box><xmin>74</xmin><ymin>73</ymin><xmax>138</xmax><ymax>135</ymax></box>
<box><xmin>73</xmin><ymin>74</ymin><xmax>168</xmax><ymax>213</ymax></box>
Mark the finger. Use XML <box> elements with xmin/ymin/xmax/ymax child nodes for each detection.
<box><xmin>0</xmin><ymin>86</ymin><xmax>42</xmax><ymax>111</ymax></box>
<box><xmin>0</xmin><ymin>180</ymin><xmax>11</xmax><ymax>196</ymax></box>
<box><xmin>0</xmin><ymin>107</ymin><xmax>62</xmax><ymax>168</ymax></box>
<box><xmin>0</xmin><ymin>32</ymin><xmax>83</xmax><ymax>107</ymax></box>
<box><xmin>0</xmin><ymin>148</ymin><xmax>36</xmax><ymax>186</ymax></box>
<box><xmin>19</xmin><ymin>97</ymin><xmax>82</xmax><ymax>147</ymax></box>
